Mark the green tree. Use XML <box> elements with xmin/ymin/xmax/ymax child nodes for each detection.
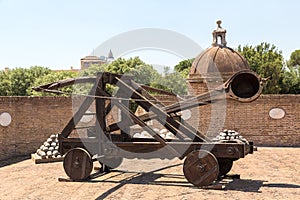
<box><xmin>0</xmin><ymin>66</ymin><xmax>51</xmax><ymax>96</ymax></box>
<box><xmin>237</xmin><ymin>42</ymin><xmax>285</xmax><ymax>94</ymax></box>
<box><xmin>80</xmin><ymin>57</ymin><xmax>160</xmax><ymax>85</ymax></box>
<box><xmin>76</xmin><ymin>64</ymin><xmax>108</xmax><ymax>94</ymax></box>
<box><xmin>288</xmin><ymin>49</ymin><xmax>300</xmax><ymax>67</ymax></box>
<box><xmin>281</xmin><ymin>66</ymin><xmax>300</xmax><ymax>94</ymax></box>
<box><xmin>0</xmin><ymin>70</ymin><xmax>11</xmax><ymax>96</ymax></box>
<box><xmin>29</xmin><ymin>71</ymin><xmax>78</xmax><ymax>96</ymax></box>
<box><xmin>79</xmin><ymin>63</ymin><xmax>107</xmax><ymax>77</ymax></box>
<box><xmin>282</xmin><ymin>49</ymin><xmax>300</xmax><ymax>94</ymax></box>
<box><xmin>105</xmin><ymin>57</ymin><xmax>159</xmax><ymax>84</ymax></box>
<box><xmin>78</xmin><ymin>57</ymin><xmax>160</xmax><ymax>95</ymax></box>
<box><xmin>126</xmin><ymin>62</ymin><xmax>160</xmax><ymax>85</ymax></box>
<box><xmin>174</xmin><ymin>58</ymin><xmax>194</xmax><ymax>78</ymax></box>
<box><xmin>152</xmin><ymin>67</ymin><xmax>188</xmax><ymax>95</ymax></box>
<box><xmin>79</xmin><ymin>57</ymin><xmax>188</xmax><ymax>95</ymax></box>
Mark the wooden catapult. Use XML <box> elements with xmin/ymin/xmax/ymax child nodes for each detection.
<box><xmin>33</xmin><ymin>69</ymin><xmax>262</xmax><ymax>187</ymax></box>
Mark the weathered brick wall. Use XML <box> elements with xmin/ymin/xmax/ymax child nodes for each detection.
<box><xmin>0</xmin><ymin>97</ymin><xmax>73</xmax><ymax>160</ymax></box>
<box><xmin>228</xmin><ymin>95</ymin><xmax>299</xmax><ymax>146</ymax></box>
<box><xmin>154</xmin><ymin>95</ymin><xmax>300</xmax><ymax>147</ymax></box>
<box><xmin>0</xmin><ymin>94</ymin><xmax>299</xmax><ymax>160</ymax></box>
<box><xmin>191</xmin><ymin>95</ymin><xmax>299</xmax><ymax>146</ymax></box>
<box><xmin>186</xmin><ymin>77</ymin><xmax>299</xmax><ymax>146</ymax></box>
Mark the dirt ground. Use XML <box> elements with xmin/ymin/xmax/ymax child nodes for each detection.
<box><xmin>0</xmin><ymin>147</ymin><xmax>299</xmax><ymax>200</ymax></box>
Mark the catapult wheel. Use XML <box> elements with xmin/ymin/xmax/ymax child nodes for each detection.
<box><xmin>63</xmin><ymin>148</ymin><xmax>93</xmax><ymax>181</ymax></box>
<box><xmin>217</xmin><ymin>158</ymin><xmax>233</xmax><ymax>176</ymax></box>
<box><xmin>98</xmin><ymin>156</ymin><xmax>123</xmax><ymax>172</ymax></box>
<box><xmin>183</xmin><ymin>150</ymin><xmax>219</xmax><ymax>187</ymax></box>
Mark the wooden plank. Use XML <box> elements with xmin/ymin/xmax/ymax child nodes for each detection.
<box><xmin>140</xmin><ymin>84</ymin><xmax>176</xmax><ymax>96</ymax></box>
<box><xmin>59</xmin><ymin>137</ymin><xmax>99</xmax><ymax>155</ymax></box>
<box><xmin>32</xmin><ymin>77</ymin><xmax>96</xmax><ymax>91</ymax></box>
<box><xmin>201</xmin><ymin>184</ymin><xmax>224</xmax><ymax>190</ymax></box>
<box><xmin>59</xmin><ymin>138</ymin><xmax>247</xmax><ymax>160</ymax></box>
<box><xmin>113</xmin><ymin>142</ymin><xmax>246</xmax><ymax>159</ymax></box>
<box><xmin>31</xmin><ymin>153</ymin><xmax>64</xmax><ymax>164</ymax></box>
<box><xmin>95</xmin><ymin>74</ymin><xmax>106</xmax><ymax>131</ymax></box>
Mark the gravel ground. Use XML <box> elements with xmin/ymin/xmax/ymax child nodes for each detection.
<box><xmin>0</xmin><ymin>147</ymin><xmax>299</xmax><ymax>200</ymax></box>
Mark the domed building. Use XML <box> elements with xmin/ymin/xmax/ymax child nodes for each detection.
<box><xmin>187</xmin><ymin>20</ymin><xmax>250</xmax><ymax>94</ymax></box>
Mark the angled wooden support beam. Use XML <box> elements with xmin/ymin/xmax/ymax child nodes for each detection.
<box><xmin>113</xmin><ymin>100</ymin><xmax>181</xmax><ymax>157</ymax></box>
<box><xmin>114</xmin><ymin>77</ymin><xmax>207</xmax><ymax>142</ymax></box>
<box><xmin>60</xmin><ymin>74</ymin><xmax>105</xmax><ymax>138</ymax></box>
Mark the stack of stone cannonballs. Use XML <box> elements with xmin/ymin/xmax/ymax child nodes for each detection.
<box><xmin>212</xmin><ymin>129</ymin><xmax>248</xmax><ymax>143</ymax></box>
<box><xmin>36</xmin><ymin>134</ymin><xmax>62</xmax><ymax>159</ymax></box>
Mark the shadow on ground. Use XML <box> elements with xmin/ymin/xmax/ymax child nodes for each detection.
<box><xmin>0</xmin><ymin>155</ymin><xmax>30</xmax><ymax>168</ymax></box>
<box><xmin>88</xmin><ymin>164</ymin><xmax>300</xmax><ymax>199</ymax></box>
<box><xmin>224</xmin><ymin>179</ymin><xmax>300</xmax><ymax>192</ymax></box>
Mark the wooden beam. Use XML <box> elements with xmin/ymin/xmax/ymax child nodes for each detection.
<box><xmin>113</xmin><ymin>100</ymin><xmax>181</xmax><ymax>157</ymax></box>
<box><xmin>115</xmin><ymin>78</ymin><xmax>207</xmax><ymax>142</ymax></box>
<box><xmin>60</xmin><ymin>74</ymin><xmax>103</xmax><ymax>138</ymax></box>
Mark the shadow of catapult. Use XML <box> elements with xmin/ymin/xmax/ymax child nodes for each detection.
<box><xmin>92</xmin><ymin>161</ymin><xmax>300</xmax><ymax>199</ymax></box>
<box><xmin>95</xmin><ymin>163</ymin><xmax>191</xmax><ymax>199</ymax></box>
<box><xmin>223</xmin><ymin>179</ymin><xmax>300</xmax><ymax>193</ymax></box>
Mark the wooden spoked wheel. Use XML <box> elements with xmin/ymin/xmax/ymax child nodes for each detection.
<box><xmin>183</xmin><ymin>150</ymin><xmax>219</xmax><ymax>187</ymax></box>
<box><xmin>217</xmin><ymin>158</ymin><xmax>233</xmax><ymax>176</ymax></box>
<box><xmin>63</xmin><ymin>148</ymin><xmax>93</xmax><ymax>181</ymax></box>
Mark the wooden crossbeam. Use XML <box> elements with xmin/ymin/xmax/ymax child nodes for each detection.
<box><xmin>115</xmin><ymin>77</ymin><xmax>207</xmax><ymax>142</ymax></box>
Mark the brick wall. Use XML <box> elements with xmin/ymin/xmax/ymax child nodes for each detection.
<box><xmin>190</xmin><ymin>95</ymin><xmax>299</xmax><ymax>146</ymax></box>
<box><xmin>0</xmin><ymin>97</ymin><xmax>72</xmax><ymax>160</ymax></box>
<box><xmin>153</xmin><ymin>95</ymin><xmax>299</xmax><ymax>147</ymax></box>
<box><xmin>0</xmin><ymin>94</ymin><xmax>299</xmax><ymax>160</ymax></box>
<box><xmin>185</xmin><ymin>76</ymin><xmax>299</xmax><ymax>146</ymax></box>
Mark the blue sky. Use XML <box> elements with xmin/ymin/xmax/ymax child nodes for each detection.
<box><xmin>0</xmin><ymin>0</ymin><xmax>299</xmax><ymax>71</ymax></box>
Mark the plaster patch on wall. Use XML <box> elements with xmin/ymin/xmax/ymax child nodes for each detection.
<box><xmin>0</xmin><ymin>112</ymin><xmax>12</xmax><ymax>127</ymax></box>
<box><xmin>181</xmin><ymin>109</ymin><xmax>192</xmax><ymax>120</ymax></box>
<box><xmin>269</xmin><ymin>108</ymin><xmax>285</xmax><ymax>119</ymax></box>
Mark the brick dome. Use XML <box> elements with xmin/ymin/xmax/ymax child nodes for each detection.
<box><xmin>187</xmin><ymin>21</ymin><xmax>250</xmax><ymax>94</ymax></box>
<box><xmin>189</xmin><ymin>45</ymin><xmax>249</xmax><ymax>80</ymax></box>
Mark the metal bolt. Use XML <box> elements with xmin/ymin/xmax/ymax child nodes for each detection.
<box><xmin>73</xmin><ymin>157</ymin><xmax>80</xmax><ymax>168</ymax></box>
<box><xmin>226</xmin><ymin>147</ymin><xmax>235</xmax><ymax>155</ymax></box>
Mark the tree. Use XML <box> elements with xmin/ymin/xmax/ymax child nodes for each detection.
<box><xmin>78</xmin><ymin>57</ymin><xmax>161</xmax><ymax>96</ymax></box>
<box><xmin>152</xmin><ymin>67</ymin><xmax>188</xmax><ymax>95</ymax></box>
<box><xmin>288</xmin><ymin>49</ymin><xmax>300</xmax><ymax>67</ymax></box>
<box><xmin>29</xmin><ymin>71</ymin><xmax>78</xmax><ymax>96</ymax></box>
<box><xmin>79</xmin><ymin>56</ymin><xmax>189</xmax><ymax>95</ymax></box>
<box><xmin>126</xmin><ymin>62</ymin><xmax>160</xmax><ymax>85</ymax></box>
<box><xmin>237</xmin><ymin>42</ymin><xmax>285</xmax><ymax>94</ymax></box>
<box><xmin>174</xmin><ymin>58</ymin><xmax>194</xmax><ymax>78</ymax></box>
<box><xmin>0</xmin><ymin>70</ymin><xmax>11</xmax><ymax>96</ymax></box>
<box><xmin>0</xmin><ymin>66</ymin><xmax>51</xmax><ymax>96</ymax></box>
<box><xmin>79</xmin><ymin>63</ymin><xmax>107</xmax><ymax>77</ymax></box>
<box><xmin>282</xmin><ymin>49</ymin><xmax>300</xmax><ymax>94</ymax></box>
<box><xmin>80</xmin><ymin>57</ymin><xmax>160</xmax><ymax>85</ymax></box>
<box><xmin>281</xmin><ymin>66</ymin><xmax>300</xmax><ymax>94</ymax></box>
<box><xmin>106</xmin><ymin>58</ymin><xmax>188</xmax><ymax>95</ymax></box>
<box><xmin>105</xmin><ymin>57</ymin><xmax>160</xmax><ymax>85</ymax></box>
<box><xmin>75</xmin><ymin>64</ymin><xmax>108</xmax><ymax>94</ymax></box>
